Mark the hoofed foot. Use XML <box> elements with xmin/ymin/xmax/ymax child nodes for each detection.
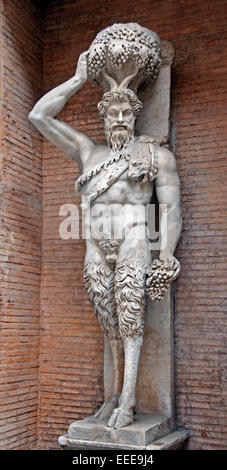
<box><xmin>83</xmin><ymin>399</ymin><xmax>118</xmax><ymax>424</ymax></box>
<box><xmin>107</xmin><ymin>407</ymin><xmax>134</xmax><ymax>429</ymax></box>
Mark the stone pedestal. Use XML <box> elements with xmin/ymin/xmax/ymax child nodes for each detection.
<box><xmin>68</xmin><ymin>414</ymin><xmax>172</xmax><ymax>446</ymax></box>
<box><xmin>58</xmin><ymin>413</ymin><xmax>189</xmax><ymax>450</ymax></box>
<box><xmin>59</xmin><ymin>420</ymin><xmax>189</xmax><ymax>450</ymax></box>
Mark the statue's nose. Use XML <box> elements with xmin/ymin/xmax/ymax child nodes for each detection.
<box><xmin>117</xmin><ymin>111</ymin><xmax>123</xmax><ymax>122</ymax></box>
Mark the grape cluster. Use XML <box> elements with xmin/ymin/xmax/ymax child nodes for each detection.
<box><xmin>88</xmin><ymin>23</ymin><xmax>162</xmax><ymax>86</ymax></box>
<box><xmin>94</xmin><ymin>25</ymin><xmax>138</xmax><ymax>45</ymax></box>
<box><xmin>87</xmin><ymin>45</ymin><xmax>106</xmax><ymax>77</ymax></box>
<box><xmin>108</xmin><ymin>41</ymin><xmax>131</xmax><ymax>66</ymax></box>
<box><xmin>143</xmin><ymin>44</ymin><xmax>162</xmax><ymax>85</ymax></box>
<box><xmin>146</xmin><ymin>258</ymin><xmax>180</xmax><ymax>301</ymax></box>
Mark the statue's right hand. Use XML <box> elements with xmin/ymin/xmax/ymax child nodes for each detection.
<box><xmin>75</xmin><ymin>51</ymin><xmax>89</xmax><ymax>83</ymax></box>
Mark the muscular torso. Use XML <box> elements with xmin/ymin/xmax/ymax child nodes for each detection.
<box><xmin>81</xmin><ymin>145</ymin><xmax>154</xmax><ymax>246</ymax></box>
<box><xmin>82</xmin><ymin>144</ymin><xmax>154</xmax><ymax>204</ymax></box>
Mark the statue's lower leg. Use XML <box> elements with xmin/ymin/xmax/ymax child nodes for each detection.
<box><xmin>92</xmin><ymin>336</ymin><xmax>124</xmax><ymax>422</ymax></box>
<box><xmin>107</xmin><ymin>335</ymin><xmax>143</xmax><ymax>429</ymax></box>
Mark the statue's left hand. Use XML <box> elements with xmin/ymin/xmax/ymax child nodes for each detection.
<box><xmin>159</xmin><ymin>252</ymin><xmax>181</xmax><ymax>279</ymax></box>
<box><xmin>147</xmin><ymin>253</ymin><xmax>181</xmax><ymax>301</ymax></box>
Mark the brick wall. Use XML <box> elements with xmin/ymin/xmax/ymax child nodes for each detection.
<box><xmin>172</xmin><ymin>2</ymin><xmax>227</xmax><ymax>448</ymax></box>
<box><xmin>0</xmin><ymin>0</ymin><xmax>43</xmax><ymax>449</ymax></box>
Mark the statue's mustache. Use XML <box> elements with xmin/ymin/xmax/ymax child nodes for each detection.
<box><xmin>105</xmin><ymin>122</ymin><xmax>133</xmax><ymax>134</ymax></box>
<box><xmin>112</xmin><ymin>124</ymin><xmax>129</xmax><ymax>130</ymax></box>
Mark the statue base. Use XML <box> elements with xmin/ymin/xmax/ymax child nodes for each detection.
<box><xmin>58</xmin><ymin>414</ymin><xmax>190</xmax><ymax>450</ymax></box>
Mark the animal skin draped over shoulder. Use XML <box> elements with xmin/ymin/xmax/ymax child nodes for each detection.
<box><xmin>75</xmin><ymin>136</ymin><xmax>158</xmax><ymax>204</ymax></box>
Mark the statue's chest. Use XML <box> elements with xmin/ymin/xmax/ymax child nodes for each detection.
<box><xmin>77</xmin><ymin>138</ymin><xmax>157</xmax><ymax>205</ymax></box>
<box><xmin>93</xmin><ymin>171</ymin><xmax>154</xmax><ymax>204</ymax></box>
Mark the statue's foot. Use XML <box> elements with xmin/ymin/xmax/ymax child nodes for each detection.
<box><xmin>83</xmin><ymin>399</ymin><xmax>118</xmax><ymax>424</ymax></box>
<box><xmin>107</xmin><ymin>407</ymin><xmax>134</xmax><ymax>429</ymax></box>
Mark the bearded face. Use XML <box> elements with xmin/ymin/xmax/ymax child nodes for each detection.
<box><xmin>104</xmin><ymin>100</ymin><xmax>136</xmax><ymax>151</ymax></box>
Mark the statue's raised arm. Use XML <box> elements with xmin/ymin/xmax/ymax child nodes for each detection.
<box><xmin>28</xmin><ymin>51</ymin><xmax>95</xmax><ymax>173</ymax></box>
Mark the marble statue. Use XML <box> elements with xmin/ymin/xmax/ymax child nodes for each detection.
<box><xmin>29</xmin><ymin>23</ymin><xmax>181</xmax><ymax>431</ymax></box>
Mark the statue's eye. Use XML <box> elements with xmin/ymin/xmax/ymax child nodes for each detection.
<box><xmin>123</xmin><ymin>109</ymin><xmax>132</xmax><ymax>117</ymax></box>
<box><xmin>108</xmin><ymin>109</ymin><xmax>118</xmax><ymax>118</ymax></box>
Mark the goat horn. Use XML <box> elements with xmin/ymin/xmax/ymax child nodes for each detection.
<box><xmin>118</xmin><ymin>66</ymin><xmax>139</xmax><ymax>90</ymax></box>
<box><xmin>102</xmin><ymin>69</ymin><xmax>118</xmax><ymax>90</ymax></box>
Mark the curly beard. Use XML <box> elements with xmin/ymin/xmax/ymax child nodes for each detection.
<box><xmin>105</xmin><ymin>124</ymin><xmax>134</xmax><ymax>151</ymax></box>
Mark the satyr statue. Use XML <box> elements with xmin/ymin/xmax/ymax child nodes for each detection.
<box><xmin>29</xmin><ymin>23</ymin><xmax>181</xmax><ymax>430</ymax></box>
